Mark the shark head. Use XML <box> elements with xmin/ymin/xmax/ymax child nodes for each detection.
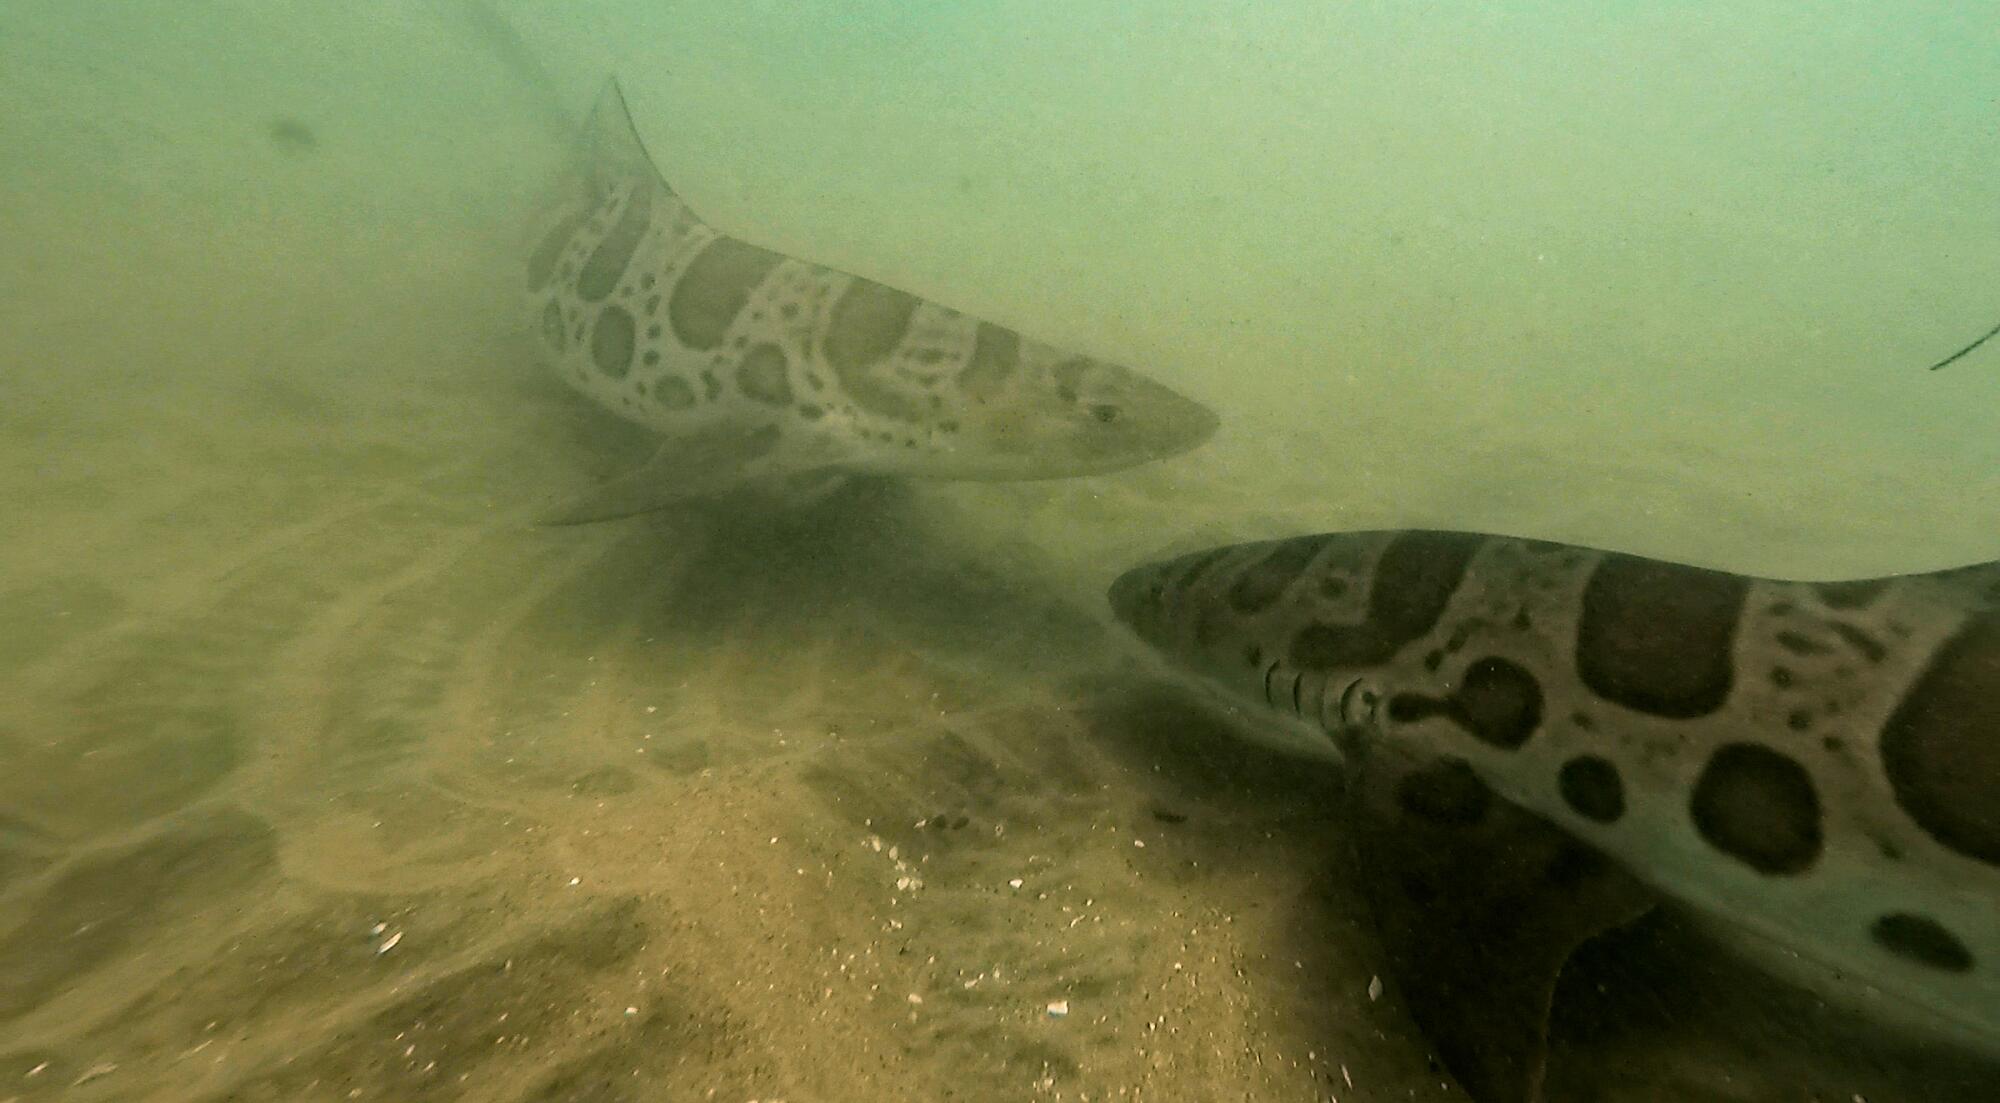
<box><xmin>1109</xmin><ymin>534</ymin><xmax>1410</xmax><ymax>742</ymax></box>
<box><xmin>904</xmin><ymin>337</ymin><xmax>1218</xmax><ymax>481</ymax></box>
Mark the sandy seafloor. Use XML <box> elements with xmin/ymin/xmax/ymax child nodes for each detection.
<box><xmin>4</xmin><ymin>4</ymin><xmax>2000</xmax><ymax>1101</ymax></box>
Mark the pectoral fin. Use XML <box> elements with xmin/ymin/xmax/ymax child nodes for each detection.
<box><xmin>538</xmin><ymin>423</ymin><xmax>788</xmax><ymax>526</ymax></box>
<box><xmin>1344</xmin><ymin>745</ymin><xmax>1659</xmax><ymax>1103</ymax></box>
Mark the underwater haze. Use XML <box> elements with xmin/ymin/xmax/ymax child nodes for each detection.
<box><xmin>2</xmin><ymin>2</ymin><xmax>1997</xmax><ymax>1101</ymax></box>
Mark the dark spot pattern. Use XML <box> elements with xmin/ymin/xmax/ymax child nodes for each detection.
<box><xmin>824</xmin><ymin>278</ymin><xmax>918</xmax><ymax>368</ymax></box>
<box><xmin>1776</xmin><ymin>630</ymin><xmax>1832</xmax><ymax>656</ymax></box>
<box><xmin>1288</xmin><ymin>531</ymin><xmax>1483</xmax><ymax>670</ymax></box>
<box><xmin>669</xmin><ymin>237</ymin><xmax>782</xmax><ymax>350</ymax></box>
<box><xmin>959</xmin><ymin>322</ymin><xmax>1020</xmax><ymax>397</ymax></box>
<box><xmin>1452</xmin><ymin>658</ymin><xmax>1543</xmax><ymax>749</ymax></box>
<box><xmin>735</xmin><ymin>344</ymin><xmax>793</xmax><ymax>406</ymax></box>
<box><xmin>1880</xmin><ymin>615</ymin><xmax>2000</xmax><ymax>866</ymax></box>
<box><xmin>589</xmin><ymin>305</ymin><xmax>636</xmax><ymax>379</ymax></box>
<box><xmin>1389</xmin><ymin>657</ymin><xmax>1544</xmax><ymax>750</ymax></box>
<box><xmin>1815</xmin><ymin>579</ymin><xmax>1890</xmax><ymax>609</ymax></box>
<box><xmin>1576</xmin><ymin>554</ymin><xmax>1747</xmax><ymax>718</ymax></box>
<box><xmin>654</xmin><ymin>377</ymin><xmax>696</xmax><ymax>409</ymax></box>
<box><xmin>1558</xmin><ymin>756</ymin><xmax>1625</xmax><ymax>823</ymax></box>
<box><xmin>1870</xmin><ymin>913</ymin><xmax>1974</xmax><ymax>972</ymax></box>
<box><xmin>1689</xmin><ymin>742</ymin><xmax>1822</xmax><ymax>874</ymax></box>
<box><xmin>821</xmin><ymin>278</ymin><xmax>927</xmax><ymax>421</ymax></box>
<box><xmin>1831</xmin><ymin>621</ymin><xmax>1887</xmax><ymax>664</ymax></box>
<box><xmin>576</xmin><ymin>185</ymin><xmax>652</xmax><ymax>302</ymax></box>
<box><xmin>1394</xmin><ymin>757</ymin><xmax>1493</xmax><ymax>826</ymax></box>
<box><xmin>1174</xmin><ymin>547</ymin><xmax>1233</xmax><ymax>595</ymax></box>
<box><xmin>1228</xmin><ymin>537</ymin><xmax>1325</xmax><ymax>615</ymax></box>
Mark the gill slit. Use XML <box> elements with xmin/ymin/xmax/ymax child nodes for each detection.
<box><xmin>1332</xmin><ymin>677</ymin><xmax>1365</xmax><ymax>731</ymax></box>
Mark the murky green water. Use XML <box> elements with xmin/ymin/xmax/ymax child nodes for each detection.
<box><xmin>2</xmin><ymin>3</ymin><xmax>1996</xmax><ymax>1100</ymax></box>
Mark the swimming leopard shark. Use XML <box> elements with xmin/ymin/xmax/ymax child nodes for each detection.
<box><xmin>1109</xmin><ymin>530</ymin><xmax>2000</xmax><ymax>1101</ymax></box>
<box><xmin>524</xmin><ymin>79</ymin><xmax>1217</xmax><ymax>523</ymax></box>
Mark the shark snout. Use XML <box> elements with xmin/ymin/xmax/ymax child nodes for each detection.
<box><xmin>1157</xmin><ymin>386</ymin><xmax>1222</xmax><ymax>454</ymax></box>
<box><xmin>1103</xmin><ymin>373</ymin><xmax>1219</xmax><ymax>463</ymax></box>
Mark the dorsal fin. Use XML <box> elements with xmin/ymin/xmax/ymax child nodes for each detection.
<box><xmin>526</xmin><ymin>76</ymin><xmax>699</xmax><ymax>268</ymax></box>
<box><xmin>577</xmin><ymin>78</ymin><xmax>678</xmax><ymax>203</ymax></box>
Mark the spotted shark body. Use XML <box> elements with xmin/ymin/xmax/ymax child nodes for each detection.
<box><xmin>523</xmin><ymin>80</ymin><xmax>1217</xmax><ymax>523</ymax></box>
<box><xmin>1110</xmin><ymin>530</ymin><xmax>2000</xmax><ymax>1100</ymax></box>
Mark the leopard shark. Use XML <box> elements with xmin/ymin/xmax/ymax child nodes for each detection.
<box><xmin>1109</xmin><ymin>530</ymin><xmax>2000</xmax><ymax>1101</ymax></box>
<box><xmin>524</xmin><ymin>79</ymin><xmax>1217</xmax><ymax>523</ymax></box>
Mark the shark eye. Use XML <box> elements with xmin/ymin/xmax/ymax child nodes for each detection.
<box><xmin>1089</xmin><ymin>403</ymin><xmax>1121</xmax><ymax>424</ymax></box>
